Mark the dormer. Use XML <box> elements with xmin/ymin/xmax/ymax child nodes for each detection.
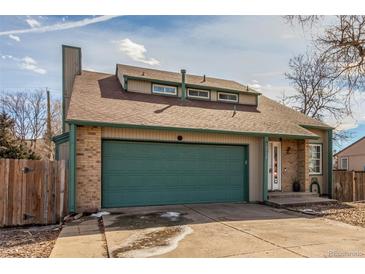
<box><xmin>116</xmin><ymin>64</ymin><xmax>260</xmax><ymax>107</ymax></box>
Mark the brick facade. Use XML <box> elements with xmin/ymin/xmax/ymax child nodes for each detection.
<box><xmin>76</xmin><ymin>126</ymin><xmax>101</xmax><ymax>212</ymax></box>
<box><xmin>281</xmin><ymin>139</ymin><xmax>310</xmax><ymax>192</ymax></box>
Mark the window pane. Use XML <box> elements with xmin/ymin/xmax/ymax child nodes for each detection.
<box><xmin>153</xmin><ymin>84</ymin><xmax>176</xmax><ymax>95</ymax></box>
<box><xmin>309</xmin><ymin>144</ymin><xmax>321</xmax><ymax>174</ymax></box>
<box><xmin>218</xmin><ymin>93</ymin><xmax>238</xmax><ymax>102</ymax></box>
<box><xmin>188</xmin><ymin>89</ymin><xmax>209</xmax><ymax>98</ymax></box>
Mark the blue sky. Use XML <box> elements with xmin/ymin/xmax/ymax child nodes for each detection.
<box><xmin>0</xmin><ymin>15</ymin><xmax>364</xmax><ymax>150</ymax></box>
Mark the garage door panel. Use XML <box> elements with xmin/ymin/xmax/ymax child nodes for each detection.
<box><xmin>102</xmin><ymin>141</ymin><xmax>247</xmax><ymax>207</ymax></box>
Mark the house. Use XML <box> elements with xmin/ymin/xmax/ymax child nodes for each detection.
<box><xmin>334</xmin><ymin>136</ymin><xmax>365</xmax><ymax>171</ymax></box>
<box><xmin>53</xmin><ymin>45</ymin><xmax>333</xmax><ymax>213</ymax></box>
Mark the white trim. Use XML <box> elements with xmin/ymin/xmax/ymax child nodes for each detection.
<box><xmin>340</xmin><ymin>157</ymin><xmax>349</xmax><ymax>170</ymax></box>
<box><xmin>309</xmin><ymin>144</ymin><xmax>322</xmax><ymax>175</ymax></box>
<box><xmin>187</xmin><ymin>88</ymin><xmax>210</xmax><ymax>99</ymax></box>
<box><xmin>217</xmin><ymin>91</ymin><xmax>238</xmax><ymax>103</ymax></box>
<box><xmin>268</xmin><ymin>141</ymin><xmax>281</xmax><ymax>191</ymax></box>
<box><xmin>152</xmin><ymin>83</ymin><xmax>177</xmax><ymax>95</ymax></box>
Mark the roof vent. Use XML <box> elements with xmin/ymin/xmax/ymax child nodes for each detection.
<box><xmin>203</xmin><ymin>74</ymin><xmax>206</xmax><ymax>82</ymax></box>
<box><xmin>142</xmin><ymin>71</ymin><xmax>145</xmax><ymax>76</ymax></box>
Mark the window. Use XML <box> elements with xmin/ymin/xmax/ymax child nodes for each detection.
<box><xmin>309</xmin><ymin>144</ymin><xmax>322</xmax><ymax>175</ymax></box>
<box><xmin>341</xmin><ymin>157</ymin><xmax>349</xmax><ymax>170</ymax></box>
<box><xmin>218</xmin><ymin>92</ymin><xmax>238</xmax><ymax>103</ymax></box>
<box><xmin>152</xmin><ymin>84</ymin><xmax>177</xmax><ymax>95</ymax></box>
<box><xmin>187</xmin><ymin>88</ymin><xmax>210</xmax><ymax>99</ymax></box>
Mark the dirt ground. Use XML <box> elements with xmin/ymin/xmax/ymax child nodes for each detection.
<box><xmin>289</xmin><ymin>201</ymin><xmax>365</xmax><ymax>228</ymax></box>
<box><xmin>0</xmin><ymin>225</ymin><xmax>60</xmax><ymax>258</ymax></box>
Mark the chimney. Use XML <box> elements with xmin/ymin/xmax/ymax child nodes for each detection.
<box><xmin>181</xmin><ymin>69</ymin><xmax>186</xmax><ymax>100</ymax></box>
<box><xmin>62</xmin><ymin>45</ymin><xmax>81</xmax><ymax>132</ymax></box>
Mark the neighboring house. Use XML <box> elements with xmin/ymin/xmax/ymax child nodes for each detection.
<box><xmin>334</xmin><ymin>136</ymin><xmax>365</xmax><ymax>171</ymax></box>
<box><xmin>54</xmin><ymin>45</ymin><xmax>333</xmax><ymax>213</ymax></box>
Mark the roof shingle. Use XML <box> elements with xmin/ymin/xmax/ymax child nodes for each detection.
<box><xmin>66</xmin><ymin>70</ymin><xmax>331</xmax><ymax>138</ymax></box>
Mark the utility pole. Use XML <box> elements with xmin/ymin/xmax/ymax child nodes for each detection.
<box><xmin>46</xmin><ymin>88</ymin><xmax>52</xmax><ymax>159</ymax></box>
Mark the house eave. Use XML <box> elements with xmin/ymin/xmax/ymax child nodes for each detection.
<box><xmin>66</xmin><ymin>119</ymin><xmax>320</xmax><ymax>140</ymax></box>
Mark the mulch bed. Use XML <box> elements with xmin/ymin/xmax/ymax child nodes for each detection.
<box><xmin>289</xmin><ymin>201</ymin><xmax>365</xmax><ymax>228</ymax></box>
<box><xmin>0</xmin><ymin>225</ymin><xmax>60</xmax><ymax>258</ymax></box>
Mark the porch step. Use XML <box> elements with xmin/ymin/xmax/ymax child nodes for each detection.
<box><xmin>266</xmin><ymin>195</ymin><xmax>337</xmax><ymax>208</ymax></box>
<box><xmin>268</xmin><ymin>192</ymin><xmax>319</xmax><ymax>199</ymax></box>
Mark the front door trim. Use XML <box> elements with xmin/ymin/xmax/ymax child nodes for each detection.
<box><xmin>268</xmin><ymin>141</ymin><xmax>282</xmax><ymax>191</ymax></box>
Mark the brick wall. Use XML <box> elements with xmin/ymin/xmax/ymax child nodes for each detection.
<box><xmin>297</xmin><ymin>139</ymin><xmax>310</xmax><ymax>191</ymax></box>
<box><xmin>281</xmin><ymin>140</ymin><xmax>299</xmax><ymax>192</ymax></box>
<box><xmin>76</xmin><ymin>126</ymin><xmax>101</xmax><ymax>212</ymax></box>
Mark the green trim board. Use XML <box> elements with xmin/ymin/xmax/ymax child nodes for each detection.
<box><xmin>327</xmin><ymin>129</ymin><xmax>333</xmax><ymax>197</ymax></box>
<box><xmin>66</xmin><ymin>120</ymin><xmax>320</xmax><ymax>140</ymax></box>
<box><xmin>52</xmin><ymin>132</ymin><xmax>70</xmax><ymax>144</ymax></box>
<box><xmin>68</xmin><ymin>124</ymin><xmax>76</xmax><ymax>212</ymax></box>
<box><xmin>181</xmin><ymin>69</ymin><xmax>186</xmax><ymax>100</ymax></box>
<box><xmin>53</xmin><ymin>132</ymin><xmax>69</xmax><ymax>161</ymax></box>
<box><xmin>101</xmin><ymin>140</ymin><xmax>249</xmax><ymax>207</ymax></box>
<box><xmin>262</xmin><ymin>136</ymin><xmax>269</xmax><ymax>201</ymax></box>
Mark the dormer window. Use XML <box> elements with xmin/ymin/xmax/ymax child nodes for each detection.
<box><xmin>187</xmin><ymin>88</ymin><xmax>210</xmax><ymax>100</ymax></box>
<box><xmin>152</xmin><ymin>84</ymin><xmax>177</xmax><ymax>96</ymax></box>
<box><xmin>218</xmin><ymin>92</ymin><xmax>238</xmax><ymax>103</ymax></box>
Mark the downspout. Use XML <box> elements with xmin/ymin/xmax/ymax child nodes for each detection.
<box><xmin>263</xmin><ymin>136</ymin><xmax>269</xmax><ymax>201</ymax></box>
<box><xmin>68</xmin><ymin>123</ymin><xmax>77</xmax><ymax>213</ymax></box>
<box><xmin>181</xmin><ymin>69</ymin><xmax>186</xmax><ymax>100</ymax></box>
<box><xmin>328</xmin><ymin>129</ymin><xmax>333</xmax><ymax>198</ymax></box>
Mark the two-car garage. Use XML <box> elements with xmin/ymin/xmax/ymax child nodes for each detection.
<box><xmin>102</xmin><ymin>140</ymin><xmax>249</xmax><ymax>208</ymax></box>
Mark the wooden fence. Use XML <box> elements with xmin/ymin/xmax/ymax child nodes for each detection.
<box><xmin>333</xmin><ymin>170</ymin><xmax>365</xmax><ymax>202</ymax></box>
<box><xmin>0</xmin><ymin>159</ymin><xmax>67</xmax><ymax>227</ymax></box>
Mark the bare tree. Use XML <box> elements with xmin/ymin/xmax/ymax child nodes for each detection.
<box><xmin>1</xmin><ymin>89</ymin><xmax>62</xmax><ymax>159</ymax></box>
<box><xmin>283</xmin><ymin>52</ymin><xmax>351</xmax><ymax>144</ymax></box>
<box><xmin>27</xmin><ymin>90</ymin><xmax>47</xmax><ymax>148</ymax></box>
<box><xmin>1</xmin><ymin>92</ymin><xmax>30</xmax><ymax>140</ymax></box>
<box><xmin>317</xmin><ymin>16</ymin><xmax>365</xmax><ymax>91</ymax></box>
<box><xmin>283</xmin><ymin>15</ymin><xmax>322</xmax><ymax>28</ymax></box>
<box><xmin>284</xmin><ymin>15</ymin><xmax>365</xmax><ymax>91</ymax></box>
<box><xmin>50</xmin><ymin>99</ymin><xmax>62</xmax><ymax>137</ymax></box>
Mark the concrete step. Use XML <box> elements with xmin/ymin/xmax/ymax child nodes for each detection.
<box><xmin>268</xmin><ymin>192</ymin><xmax>319</xmax><ymax>199</ymax></box>
<box><xmin>265</xmin><ymin>196</ymin><xmax>337</xmax><ymax>208</ymax></box>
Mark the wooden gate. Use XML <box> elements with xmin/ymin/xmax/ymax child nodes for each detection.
<box><xmin>0</xmin><ymin>159</ymin><xmax>67</xmax><ymax>227</ymax></box>
<box><xmin>333</xmin><ymin>170</ymin><xmax>365</xmax><ymax>202</ymax></box>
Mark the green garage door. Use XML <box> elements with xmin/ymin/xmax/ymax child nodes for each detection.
<box><xmin>102</xmin><ymin>140</ymin><xmax>248</xmax><ymax>207</ymax></box>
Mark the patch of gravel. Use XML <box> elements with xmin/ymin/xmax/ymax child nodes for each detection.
<box><xmin>0</xmin><ymin>225</ymin><xmax>60</xmax><ymax>258</ymax></box>
<box><xmin>289</xmin><ymin>201</ymin><xmax>365</xmax><ymax>228</ymax></box>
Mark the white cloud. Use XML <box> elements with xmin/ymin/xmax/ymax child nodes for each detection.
<box><xmin>1</xmin><ymin>55</ymin><xmax>46</xmax><ymax>74</ymax></box>
<box><xmin>8</xmin><ymin>34</ymin><xmax>20</xmax><ymax>42</ymax></box>
<box><xmin>20</xmin><ymin>56</ymin><xmax>46</xmax><ymax>74</ymax></box>
<box><xmin>0</xmin><ymin>16</ymin><xmax>118</xmax><ymax>36</ymax></box>
<box><xmin>118</xmin><ymin>38</ymin><xmax>160</xmax><ymax>66</ymax></box>
<box><xmin>26</xmin><ymin>18</ymin><xmax>41</xmax><ymax>28</ymax></box>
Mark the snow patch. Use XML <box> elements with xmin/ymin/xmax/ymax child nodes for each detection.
<box><xmin>113</xmin><ymin>225</ymin><xmax>193</xmax><ymax>258</ymax></box>
<box><xmin>160</xmin><ymin>211</ymin><xmax>181</xmax><ymax>221</ymax></box>
<box><xmin>91</xmin><ymin>211</ymin><xmax>110</xmax><ymax>218</ymax></box>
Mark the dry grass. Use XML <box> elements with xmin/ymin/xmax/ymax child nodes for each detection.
<box><xmin>0</xmin><ymin>225</ymin><xmax>60</xmax><ymax>258</ymax></box>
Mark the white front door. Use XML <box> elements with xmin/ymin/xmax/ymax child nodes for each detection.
<box><xmin>268</xmin><ymin>141</ymin><xmax>282</xmax><ymax>191</ymax></box>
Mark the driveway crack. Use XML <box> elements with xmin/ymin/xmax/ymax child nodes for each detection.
<box><xmin>183</xmin><ymin>204</ymin><xmax>307</xmax><ymax>258</ymax></box>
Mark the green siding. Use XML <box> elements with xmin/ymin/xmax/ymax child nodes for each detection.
<box><xmin>102</xmin><ymin>141</ymin><xmax>248</xmax><ymax>207</ymax></box>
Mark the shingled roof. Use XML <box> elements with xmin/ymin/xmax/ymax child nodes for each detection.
<box><xmin>117</xmin><ymin>64</ymin><xmax>260</xmax><ymax>95</ymax></box>
<box><xmin>66</xmin><ymin>70</ymin><xmax>331</xmax><ymax>138</ymax></box>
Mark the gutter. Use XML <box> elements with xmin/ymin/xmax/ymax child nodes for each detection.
<box><xmin>66</xmin><ymin>119</ymin><xmax>320</xmax><ymax>140</ymax></box>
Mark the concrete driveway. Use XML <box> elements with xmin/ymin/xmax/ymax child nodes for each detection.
<box><xmin>102</xmin><ymin>203</ymin><xmax>365</xmax><ymax>258</ymax></box>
